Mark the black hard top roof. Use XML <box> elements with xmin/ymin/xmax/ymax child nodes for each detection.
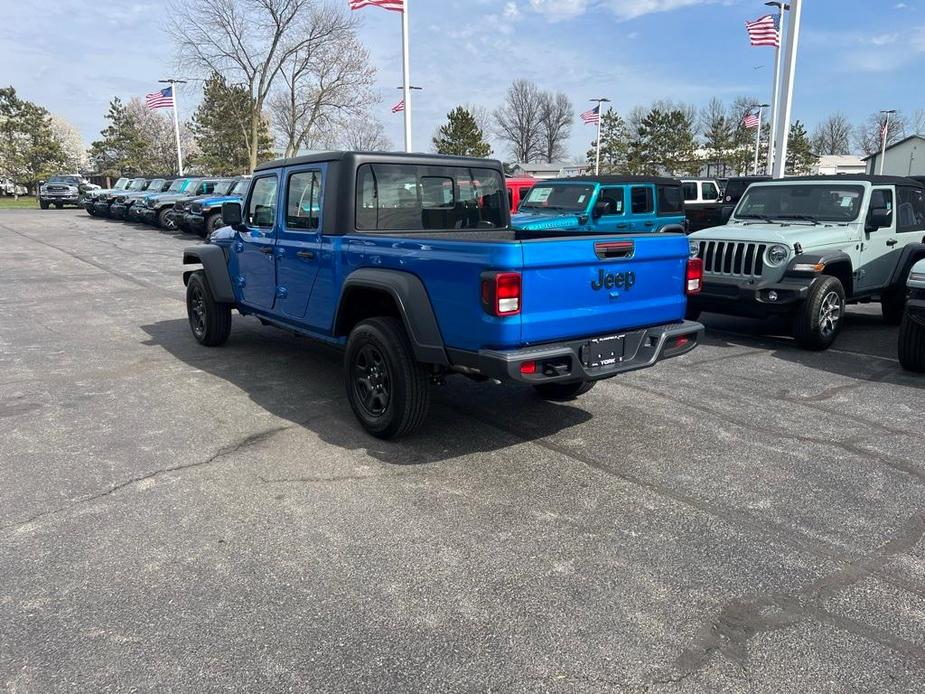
<box><xmin>764</xmin><ymin>174</ymin><xmax>923</xmax><ymax>186</ymax></box>
<box><xmin>547</xmin><ymin>175</ymin><xmax>681</xmax><ymax>186</ymax></box>
<box><xmin>255</xmin><ymin>150</ymin><xmax>504</xmax><ymax>172</ymax></box>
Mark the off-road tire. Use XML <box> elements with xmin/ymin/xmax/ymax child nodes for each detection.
<box><xmin>880</xmin><ymin>289</ymin><xmax>906</xmax><ymax>325</ymax></box>
<box><xmin>186</xmin><ymin>271</ymin><xmax>232</xmax><ymax>347</ymax></box>
<box><xmin>793</xmin><ymin>275</ymin><xmax>846</xmax><ymax>350</ymax></box>
<box><xmin>898</xmin><ymin>308</ymin><xmax>925</xmax><ymax>372</ymax></box>
<box><xmin>204</xmin><ymin>212</ymin><xmax>223</xmax><ymax>238</ymax></box>
<box><xmin>39</xmin><ymin>200</ymin><xmax>49</xmax><ymax>209</ymax></box>
<box><xmin>157</xmin><ymin>207</ymin><xmax>173</xmax><ymax>230</ymax></box>
<box><xmin>533</xmin><ymin>381</ymin><xmax>596</xmax><ymax>401</ymax></box>
<box><xmin>345</xmin><ymin>317</ymin><xmax>429</xmax><ymax>439</ymax></box>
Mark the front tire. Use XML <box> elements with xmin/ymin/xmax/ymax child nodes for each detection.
<box><xmin>793</xmin><ymin>275</ymin><xmax>845</xmax><ymax>350</ymax></box>
<box><xmin>345</xmin><ymin>317</ymin><xmax>430</xmax><ymax>439</ymax></box>
<box><xmin>881</xmin><ymin>289</ymin><xmax>906</xmax><ymax>325</ymax></box>
<box><xmin>39</xmin><ymin>200</ymin><xmax>49</xmax><ymax>209</ymax></box>
<box><xmin>533</xmin><ymin>381</ymin><xmax>596</xmax><ymax>401</ymax></box>
<box><xmin>898</xmin><ymin>308</ymin><xmax>925</xmax><ymax>372</ymax></box>
<box><xmin>157</xmin><ymin>207</ymin><xmax>174</xmax><ymax>230</ymax></box>
<box><xmin>204</xmin><ymin>212</ymin><xmax>223</xmax><ymax>237</ymax></box>
<box><xmin>186</xmin><ymin>271</ymin><xmax>232</xmax><ymax>347</ymax></box>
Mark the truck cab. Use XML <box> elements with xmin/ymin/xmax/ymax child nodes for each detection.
<box><xmin>688</xmin><ymin>175</ymin><xmax>925</xmax><ymax>349</ymax></box>
<box><xmin>511</xmin><ymin>176</ymin><xmax>686</xmax><ymax>234</ymax></box>
<box><xmin>182</xmin><ymin>153</ymin><xmax>702</xmax><ymax>438</ymax></box>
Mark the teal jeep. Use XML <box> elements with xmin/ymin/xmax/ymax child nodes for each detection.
<box><xmin>511</xmin><ymin>176</ymin><xmax>687</xmax><ymax>234</ymax></box>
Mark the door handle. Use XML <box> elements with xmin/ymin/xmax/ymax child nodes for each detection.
<box><xmin>615</xmin><ymin>223</ymin><xmax>627</xmax><ymax>229</ymax></box>
<box><xmin>886</xmin><ymin>239</ymin><xmax>898</xmax><ymax>247</ymax></box>
<box><xmin>260</xmin><ymin>246</ymin><xmax>273</xmax><ymax>254</ymax></box>
<box><xmin>296</xmin><ymin>250</ymin><xmax>315</xmax><ymax>260</ymax></box>
<box><xmin>644</xmin><ymin>221</ymin><xmax>654</xmax><ymax>227</ymax></box>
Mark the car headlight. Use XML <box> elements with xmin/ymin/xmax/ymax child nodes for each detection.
<box><xmin>766</xmin><ymin>244</ymin><xmax>789</xmax><ymax>266</ymax></box>
<box><xmin>689</xmin><ymin>240</ymin><xmax>700</xmax><ymax>259</ymax></box>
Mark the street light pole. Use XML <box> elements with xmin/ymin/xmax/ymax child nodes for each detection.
<box><xmin>590</xmin><ymin>98</ymin><xmax>610</xmax><ymax>176</ymax></box>
<box><xmin>878</xmin><ymin>109</ymin><xmax>896</xmax><ymax>175</ymax></box>
<box><xmin>753</xmin><ymin>104</ymin><xmax>770</xmax><ymax>175</ymax></box>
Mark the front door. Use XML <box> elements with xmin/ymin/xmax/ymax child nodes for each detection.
<box><xmin>234</xmin><ymin>174</ymin><xmax>279</xmax><ymax>310</ymax></box>
<box><xmin>858</xmin><ymin>187</ymin><xmax>897</xmax><ymax>292</ymax></box>
<box><xmin>592</xmin><ymin>186</ymin><xmax>628</xmax><ymax>232</ymax></box>
<box><xmin>276</xmin><ymin>167</ymin><xmax>324</xmax><ymax>319</ymax></box>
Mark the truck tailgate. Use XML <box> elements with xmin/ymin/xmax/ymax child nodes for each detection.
<box><xmin>519</xmin><ymin>234</ymin><xmax>689</xmax><ymax>344</ymax></box>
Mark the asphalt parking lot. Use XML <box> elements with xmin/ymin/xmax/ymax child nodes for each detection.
<box><xmin>1</xmin><ymin>208</ymin><xmax>923</xmax><ymax>693</ymax></box>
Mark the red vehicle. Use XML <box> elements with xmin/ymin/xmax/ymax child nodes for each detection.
<box><xmin>506</xmin><ymin>177</ymin><xmax>535</xmax><ymax>213</ymax></box>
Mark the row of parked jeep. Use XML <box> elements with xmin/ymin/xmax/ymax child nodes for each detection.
<box><xmin>81</xmin><ymin>175</ymin><xmax>250</xmax><ymax>237</ymax></box>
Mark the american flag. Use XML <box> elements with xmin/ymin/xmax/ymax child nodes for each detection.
<box><xmin>349</xmin><ymin>0</ymin><xmax>404</xmax><ymax>11</ymax></box>
<box><xmin>581</xmin><ymin>105</ymin><xmax>600</xmax><ymax>125</ymax></box>
<box><xmin>743</xmin><ymin>111</ymin><xmax>760</xmax><ymax>129</ymax></box>
<box><xmin>145</xmin><ymin>86</ymin><xmax>174</xmax><ymax>110</ymax></box>
<box><xmin>392</xmin><ymin>98</ymin><xmax>404</xmax><ymax>113</ymax></box>
<box><xmin>745</xmin><ymin>14</ymin><xmax>780</xmax><ymax>48</ymax></box>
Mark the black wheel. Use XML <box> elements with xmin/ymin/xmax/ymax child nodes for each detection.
<box><xmin>205</xmin><ymin>212</ymin><xmax>223</xmax><ymax>237</ymax></box>
<box><xmin>898</xmin><ymin>308</ymin><xmax>925</xmax><ymax>372</ymax></box>
<box><xmin>39</xmin><ymin>200</ymin><xmax>49</xmax><ymax>209</ymax></box>
<box><xmin>533</xmin><ymin>381</ymin><xmax>596</xmax><ymax>401</ymax></box>
<box><xmin>186</xmin><ymin>271</ymin><xmax>231</xmax><ymax>347</ymax></box>
<box><xmin>345</xmin><ymin>317</ymin><xmax>429</xmax><ymax>439</ymax></box>
<box><xmin>158</xmin><ymin>207</ymin><xmax>175</xmax><ymax>230</ymax></box>
<box><xmin>881</xmin><ymin>289</ymin><xmax>906</xmax><ymax>325</ymax></box>
<box><xmin>793</xmin><ymin>275</ymin><xmax>845</xmax><ymax>350</ymax></box>
<box><xmin>87</xmin><ymin>207</ymin><xmax>97</xmax><ymax>216</ymax></box>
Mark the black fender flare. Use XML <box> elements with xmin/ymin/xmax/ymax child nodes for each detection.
<box><xmin>784</xmin><ymin>250</ymin><xmax>853</xmax><ymax>278</ymax></box>
<box><xmin>886</xmin><ymin>242</ymin><xmax>925</xmax><ymax>291</ymax></box>
<box><xmin>334</xmin><ymin>268</ymin><xmax>448</xmax><ymax>366</ymax></box>
<box><xmin>655</xmin><ymin>223</ymin><xmax>686</xmax><ymax>234</ymax></box>
<box><xmin>182</xmin><ymin>245</ymin><xmax>235</xmax><ymax>303</ymax></box>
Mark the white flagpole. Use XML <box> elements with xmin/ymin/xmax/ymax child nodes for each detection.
<box><xmin>765</xmin><ymin>3</ymin><xmax>787</xmax><ymax>175</ymax></box>
<box><xmin>753</xmin><ymin>106</ymin><xmax>763</xmax><ymax>175</ymax></box>
<box><xmin>595</xmin><ymin>109</ymin><xmax>602</xmax><ymax>176</ymax></box>
<box><xmin>160</xmin><ymin>78</ymin><xmax>186</xmax><ymax>175</ymax></box>
<box><xmin>401</xmin><ymin>0</ymin><xmax>412</xmax><ymax>152</ymax></box>
<box><xmin>771</xmin><ymin>0</ymin><xmax>802</xmax><ymax>179</ymax></box>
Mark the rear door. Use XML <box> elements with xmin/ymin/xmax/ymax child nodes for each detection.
<box><xmin>275</xmin><ymin>166</ymin><xmax>324</xmax><ymax>319</ymax></box>
<box><xmin>232</xmin><ymin>174</ymin><xmax>279</xmax><ymax>310</ymax></box>
<box><xmin>628</xmin><ymin>185</ymin><xmax>656</xmax><ymax>232</ymax></box>
<box><xmin>520</xmin><ymin>233</ymin><xmax>689</xmax><ymax>344</ymax></box>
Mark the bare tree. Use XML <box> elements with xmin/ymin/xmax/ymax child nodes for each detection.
<box><xmin>811</xmin><ymin>113</ymin><xmax>852</xmax><ymax>155</ymax></box>
<box><xmin>493</xmin><ymin>80</ymin><xmax>544</xmax><ymax>163</ymax></box>
<box><xmin>170</xmin><ymin>0</ymin><xmax>323</xmax><ymax>171</ymax></box>
<box><xmin>339</xmin><ymin>117</ymin><xmax>391</xmax><ymax>151</ymax></box>
<box><xmin>538</xmin><ymin>92</ymin><xmax>574</xmax><ymax>163</ymax></box>
<box><xmin>911</xmin><ymin>109</ymin><xmax>925</xmax><ymax>137</ymax></box>
<box><xmin>855</xmin><ymin>110</ymin><xmax>908</xmax><ymax>155</ymax></box>
<box><xmin>269</xmin><ymin>3</ymin><xmax>376</xmax><ymax>157</ymax></box>
<box><xmin>124</xmin><ymin>98</ymin><xmax>198</xmax><ymax>174</ymax></box>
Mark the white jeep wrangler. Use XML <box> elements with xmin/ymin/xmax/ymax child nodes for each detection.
<box><xmin>688</xmin><ymin>176</ymin><xmax>925</xmax><ymax>350</ymax></box>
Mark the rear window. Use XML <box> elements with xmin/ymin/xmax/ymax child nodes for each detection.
<box><xmin>356</xmin><ymin>164</ymin><xmax>506</xmax><ymax>231</ymax></box>
<box><xmin>657</xmin><ymin>185</ymin><xmax>684</xmax><ymax>215</ymax></box>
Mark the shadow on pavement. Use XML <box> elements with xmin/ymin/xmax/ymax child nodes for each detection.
<box><xmin>140</xmin><ymin>317</ymin><xmax>593</xmax><ymax>465</ymax></box>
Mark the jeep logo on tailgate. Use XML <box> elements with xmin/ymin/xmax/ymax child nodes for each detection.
<box><xmin>591</xmin><ymin>269</ymin><xmax>636</xmax><ymax>291</ymax></box>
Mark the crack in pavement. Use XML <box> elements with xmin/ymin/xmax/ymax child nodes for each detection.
<box><xmin>654</xmin><ymin>511</ymin><xmax>925</xmax><ymax>684</ymax></box>
<box><xmin>0</xmin><ymin>425</ymin><xmax>291</xmax><ymax>533</ymax></box>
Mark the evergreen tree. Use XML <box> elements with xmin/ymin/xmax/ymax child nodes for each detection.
<box><xmin>88</xmin><ymin>98</ymin><xmax>147</xmax><ymax>177</ymax></box>
<box><xmin>191</xmin><ymin>73</ymin><xmax>273</xmax><ymax>175</ymax></box>
<box><xmin>0</xmin><ymin>86</ymin><xmax>68</xmax><ymax>191</ymax></box>
<box><xmin>433</xmin><ymin>107</ymin><xmax>492</xmax><ymax>157</ymax></box>
<box><xmin>786</xmin><ymin>120</ymin><xmax>816</xmax><ymax>175</ymax></box>
<box><xmin>630</xmin><ymin>107</ymin><xmax>697</xmax><ymax>175</ymax></box>
<box><xmin>585</xmin><ymin>109</ymin><xmax>630</xmax><ymax>173</ymax></box>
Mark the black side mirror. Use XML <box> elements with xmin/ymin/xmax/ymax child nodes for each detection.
<box><xmin>222</xmin><ymin>201</ymin><xmax>243</xmax><ymax>229</ymax></box>
<box><xmin>866</xmin><ymin>207</ymin><xmax>892</xmax><ymax>233</ymax></box>
<box><xmin>591</xmin><ymin>202</ymin><xmax>609</xmax><ymax>220</ymax></box>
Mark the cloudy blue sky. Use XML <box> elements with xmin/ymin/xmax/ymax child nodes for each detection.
<box><xmin>2</xmin><ymin>0</ymin><xmax>923</xmax><ymax>160</ymax></box>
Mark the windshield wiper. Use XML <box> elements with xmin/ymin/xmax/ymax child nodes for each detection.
<box><xmin>776</xmin><ymin>214</ymin><xmax>819</xmax><ymax>225</ymax></box>
<box><xmin>737</xmin><ymin>213</ymin><xmax>775</xmax><ymax>224</ymax></box>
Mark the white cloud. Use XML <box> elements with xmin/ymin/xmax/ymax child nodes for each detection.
<box><xmin>528</xmin><ymin>0</ymin><xmax>589</xmax><ymax>21</ymax></box>
<box><xmin>527</xmin><ymin>0</ymin><xmax>719</xmax><ymax>22</ymax></box>
<box><xmin>503</xmin><ymin>2</ymin><xmax>522</xmax><ymax>20</ymax></box>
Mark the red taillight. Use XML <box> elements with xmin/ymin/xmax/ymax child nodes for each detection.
<box><xmin>686</xmin><ymin>258</ymin><xmax>703</xmax><ymax>295</ymax></box>
<box><xmin>481</xmin><ymin>271</ymin><xmax>522</xmax><ymax>316</ymax></box>
<box><xmin>519</xmin><ymin>360</ymin><xmax>537</xmax><ymax>375</ymax></box>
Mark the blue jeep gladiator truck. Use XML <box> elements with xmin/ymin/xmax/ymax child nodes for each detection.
<box><xmin>182</xmin><ymin>152</ymin><xmax>704</xmax><ymax>438</ymax></box>
<box><xmin>512</xmin><ymin>176</ymin><xmax>687</xmax><ymax>234</ymax></box>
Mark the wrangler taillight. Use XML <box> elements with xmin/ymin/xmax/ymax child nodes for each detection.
<box><xmin>686</xmin><ymin>258</ymin><xmax>703</xmax><ymax>295</ymax></box>
<box><xmin>481</xmin><ymin>271</ymin><xmax>522</xmax><ymax>316</ymax></box>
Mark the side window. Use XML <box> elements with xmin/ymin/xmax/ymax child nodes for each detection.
<box><xmin>286</xmin><ymin>170</ymin><xmax>321</xmax><ymax>230</ymax></box>
<box><xmin>702</xmin><ymin>182</ymin><xmax>719</xmax><ymax>200</ymax></box>
<box><xmin>657</xmin><ymin>185</ymin><xmax>684</xmax><ymax>216</ymax></box>
<box><xmin>631</xmin><ymin>186</ymin><xmax>654</xmax><ymax>214</ymax></box>
<box><xmin>682</xmin><ymin>181</ymin><xmax>698</xmax><ymax>201</ymax></box>
<box><xmin>598</xmin><ymin>187</ymin><xmax>624</xmax><ymax>215</ymax></box>
<box><xmin>896</xmin><ymin>186</ymin><xmax>925</xmax><ymax>232</ymax></box>
<box><xmin>246</xmin><ymin>176</ymin><xmax>279</xmax><ymax>228</ymax></box>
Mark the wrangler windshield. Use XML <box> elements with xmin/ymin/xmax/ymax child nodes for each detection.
<box><xmin>114</xmin><ymin>178</ymin><xmax>130</xmax><ymax>189</ymax></box>
<box><xmin>129</xmin><ymin>179</ymin><xmax>147</xmax><ymax>191</ymax></box>
<box><xmin>736</xmin><ymin>185</ymin><xmax>865</xmax><ymax>222</ymax></box>
<box><xmin>520</xmin><ymin>183</ymin><xmax>595</xmax><ymax>213</ymax></box>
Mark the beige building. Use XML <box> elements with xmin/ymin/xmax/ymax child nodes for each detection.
<box><xmin>863</xmin><ymin>135</ymin><xmax>925</xmax><ymax>177</ymax></box>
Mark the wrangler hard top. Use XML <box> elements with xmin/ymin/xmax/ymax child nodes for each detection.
<box><xmin>688</xmin><ymin>175</ymin><xmax>925</xmax><ymax>349</ymax></box>
<box><xmin>182</xmin><ymin>152</ymin><xmax>703</xmax><ymax>438</ymax></box>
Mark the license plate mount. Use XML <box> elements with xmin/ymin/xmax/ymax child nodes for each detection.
<box><xmin>580</xmin><ymin>334</ymin><xmax>625</xmax><ymax>369</ymax></box>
